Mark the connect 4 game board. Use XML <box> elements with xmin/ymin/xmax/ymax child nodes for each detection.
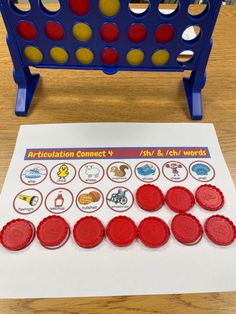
<box><xmin>0</xmin><ymin>0</ymin><xmax>222</xmax><ymax>119</ymax></box>
<box><xmin>0</xmin><ymin>123</ymin><xmax>236</xmax><ymax>299</ymax></box>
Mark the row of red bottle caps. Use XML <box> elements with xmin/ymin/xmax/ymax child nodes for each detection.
<box><xmin>137</xmin><ymin>184</ymin><xmax>225</xmax><ymax>212</ymax></box>
<box><xmin>0</xmin><ymin>213</ymin><xmax>235</xmax><ymax>251</ymax></box>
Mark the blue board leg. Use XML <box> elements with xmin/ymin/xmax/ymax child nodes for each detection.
<box><xmin>183</xmin><ymin>40</ymin><xmax>212</xmax><ymax>120</ymax></box>
<box><xmin>183</xmin><ymin>76</ymin><xmax>203</xmax><ymax>120</ymax></box>
<box><xmin>13</xmin><ymin>67</ymin><xmax>40</xmax><ymax>116</ymax></box>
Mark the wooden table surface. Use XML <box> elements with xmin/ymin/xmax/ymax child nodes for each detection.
<box><xmin>0</xmin><ymin>4</ymin><xmax>236</xmax><ymax>314</ymax></box>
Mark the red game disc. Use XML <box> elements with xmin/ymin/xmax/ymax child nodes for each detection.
<box><xmin>102</xmin><ymin>48</ymin><xmax>119</xmax><ymax>65</ymax></box>
<box><xmin>37</xmin><ymin>216</ymin><xmax>70</xmax><ymax>249</ymax></box>
<box><xmin>155</xmin><ymin>24</ymin><xmax>174</xmax><ymax>44</ymax></box>
<box><xmin>73</xmin><ymin>216</ymin><xmax>104</xmax><ymax>248</ymax></box>
<box><xmin>165</xmin><ymin>186</ymin><xmax>195</xmax><ymax>213</ymax></box>
<box><xmin>69</xmin><ymin>0</ymin><xmax>90</xmax><ymax>16</ymax></box>
<box><xmin>136</xmin><ymin>184</ymin><xmax>164</xmax><ymax>212</ymax></box>
<box><xmin>171</xmin><ymin>213</ymin><xmax>203</xmax><ymax>245</ymax></box>
<box><xmin>17</xmin><ymin>21</ymin><xmax>37</xmax><ymax>40</ymax></box>
<box><xmin>1</xmin><ymin>219</ymin><xmax>35</xmax><ymax>251</ymax></box>
<box><xmin>195</xmin><ymin>184</ymin><xmax>224</xmax><ymax>211</ymax></box>
<box><xmin>204</xmin><ymin>215</ymin><xmax>236</xmax><ymax>246</ymax></box>
<box><xmin>100</xmin><ymin>23</ymin><xmax>120</xmax><ymax>42</ymax></box>
<box><xmin>106</xmin><ymin>216</ymin><xmax>137</xmax><ymax>247</ymax></box>
<box><xmin>45</xmin><ymin>22</ymin><xmax>64</xmax><ymax>41</ymax></box>
<box><xmin>128</xmin><ymin>24</ymin><xmax>147</xmax><ymax>43</ymax></box>
<box><xmin>138</xmin><ymin>217</ymin><xmax>170</xmax><ymax>248</ymax></box>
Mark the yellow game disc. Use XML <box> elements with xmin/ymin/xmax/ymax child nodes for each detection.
<box><xmin>24</xmin><ymin>46</ymin><xmax>43</xmax><ymax>63</ymax></box>
<box><xmin>99</xmin><ymin>0</ymin><xmax>120</xmax><ymax>17</ymax></box>
<box><xmin>152</xmin><ymin>50</ymin><xmax>170</xmax><ymax>66</ymax></box>
<box><xmin>76</xmin><ymin>48</ymin><xmax>94</xmax><ymax>65</ymax></box>
<box><xmin>72</xmin><ymin>23</ymin><xmax>92</xmax><ymax>42</ymax></box>
<box><xmin>50</xmin><ymin>47</ymin><xmax>69</xmax><ymax>64</ymax></box>
<box><xmin>126</xmin><ymin>49</ymin><xmax>144</xmax><ymax>66</ymax></box>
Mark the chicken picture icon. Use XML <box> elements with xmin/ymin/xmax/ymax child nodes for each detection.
<box><xmin>57</xmin><ymin>164</ymin><xmax>69</xmax><ymax>180</ymax></box>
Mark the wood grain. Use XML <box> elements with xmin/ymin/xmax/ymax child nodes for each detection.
<box><xmin>0</xmin><ymin>5</ymin><xmax>236</xmax><ymax>313</ymax></box>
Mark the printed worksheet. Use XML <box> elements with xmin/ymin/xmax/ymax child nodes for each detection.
<box><xmin>0</xmin><ymin>123</ymin><xmax>235</xmax><ymax>299</ymax></box>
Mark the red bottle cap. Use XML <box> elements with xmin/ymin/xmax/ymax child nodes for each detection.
<box><xmin>204</xmin><ymin>215</ymin><xmax>235</xmax><ymax>246</ymax></box>
<box><xmin>138</xmin><ymin>217</ymin><xmax>170</xmax><ymax>248</ymax></box>
<box><xmin>171</xmin><ymin>213</ymin><xmax>203</xmax><ymax>245</ymax></box>
<box><xmin>102</xmin><ymin>48</ymin><xmax>119</xmax><ymax>65</ymax></box>
<box><xmin>45</xmin><ymin>22</ymin><xmax>64</xmax><ymax>41</ymax></box>
<box><xmin>128</xmin><ymin>24</ymin><xmax>147</xmax><ymax>43</ymax></box>
<box><xmin>136</xmin><ymin>184</ymin><xmax>164</xmax><ymax>211</ymax></box>
<box><xmin>1</xmin><ymin>219</ymin><xmax>35</xmax><ymax>251</ymax></box>
<box><xmin>106</xmin><ymin>216</ymin><xmax>137</xmax><ymax>247</ymax></box>
<box><xmin>165</xmin><ymin>186</ymin><xmax>195</xmax><ymax>213</ymax></box>
<box><xmin>195</xmin><ymin>184</ymin><xmax>224</xmax><ymax>211</ymax></box>
<box><xmin>73</xmin><ymin>216</ymin><xmax>104</xmax><ymax>248</ymax></box>
<box><xmin>100</xmin><ymin>23</ymin><xmax>120</xmax><ymax>42</ymax></box>
<box><xmin>37</xmin><ymin>216</ymin><xmax>70</xmax><ymax>249</ymax></box>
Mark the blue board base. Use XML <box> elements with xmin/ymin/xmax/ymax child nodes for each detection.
<box><xmin>183</xmin><ymin>77</ymin><xmax>203</xmax><ymax>120</ymax></box>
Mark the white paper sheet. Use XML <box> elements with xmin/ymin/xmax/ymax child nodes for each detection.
<box><xmin>0</xmin><ymin>123</ymin><xmax>235</xmax><ymax>299</ymax></box>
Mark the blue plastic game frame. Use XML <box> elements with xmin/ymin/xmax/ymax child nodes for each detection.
<box><xmin>0</xmin><ymin>0</ymin><xmax>222</xmax><ymax>119</ymax></box>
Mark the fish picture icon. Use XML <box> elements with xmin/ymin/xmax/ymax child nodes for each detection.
<box><xmin>18</xmin><ymin>194</ymin><xmax>39</xmax><ymax>206</ymax></box>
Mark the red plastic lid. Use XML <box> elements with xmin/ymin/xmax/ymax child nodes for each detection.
<box><xmin>165</xmin><ymin>186</ymin><xmax>195</xmax><ymax>213</ymax></box>
<box><xmin>128</xmin><ymin>24</ymin><xmax>147</xmax><ymax>43</ymax></box>
<box><xmin>37</xmin><ymin>216</ymin><xmax>70</xmax><ymax>249</ymax></box>
<box><xmin>204</xmin><ymin>215</ymin><xmax>235</xmax><ymax>246</ymax></box>
<box><xmin>100</xmin><ymin>23</ymin><xmax>120</xmax><ymax>42</ymax></box>
<box><xmin>138</xmin><ymin>217</ymin><xmax>170</xmax><ymax>248</ymax></box>
<box><xmin>171</xmin><ymin>213</ymin><xmax>203</xmax><ymax>245</ymax></box>
<box><xmin>73</xmin><ymin>216</ymin><xmax>104</xmax><ymax>248</ymax></box>
<box><xmin>1</xmin><ymin>219</ymin><xmax>35</xmax><ymax>251</ymax></box>
<box><xmin>136</xmin><ymin>184</ymin><xmax>164</xmax><ymax>212</ymax></box>
<box><xmin>155</xmin><ymin>25</ymin><xmax>174</xmax><ymax>43</ymax></box>
<box><xmin>102</xmin><ymin>48</ymin><xmax>119</xmax><ymax>65</ymax></box>
<box><xmin>195</xmin><ymin>184</ymin><xmax>224</xmax><ymax>211</ymax></box>
<box><xmin>106</xmin><ymin>216</ymin><xmax>137</xmax><ymax>247</ymax></box>
<box><xmin>69</xmin><ymin>0</ymin><xmax>90</xmax><ymax>16</ymax></box>
<box><xmin>17</xmin><ymin>21</ymin><xmax>37</xmax><ymax>40</ymax></box>
<box><xmin>45</xmin><ymin>22</ymin><xmax>64</xmax><ymax>41</ymax></box>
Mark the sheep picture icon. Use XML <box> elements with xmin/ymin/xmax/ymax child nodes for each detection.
<box><xmin>85</xmin><ymin>165</ymin><xmax>100</xmax><ymax>178</ymax></box>
<box><xmin>79</xmin><ymin>163</ymin><xmax>104</xmax><ymax>184</ymax></box>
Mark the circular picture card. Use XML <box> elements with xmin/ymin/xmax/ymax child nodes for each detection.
<box><xmin>45</xmin><ymin>188</ymin><xmax>74</xmax><ymax>214</ymax></box>
<box><xmin>50</xmin><ymin>163</ymin><xmax>76</xmax><ymax>185</ymax></box>
<box><xmin>79</xmin><ymin>162</ymin><xmax>105</xmax><ymax>184</ymax></box>
<box><xmin>76</xmin><ymin>187</ymin><xmax>104</xmax><ymax>213</ymax></box>
<box><xmin>107</xmin><ymin>187</ymin><xmax>134</xmax><ymax>213</ymax></box>
<box><xmin>14</xmin><ymin>189</ymin><xmax>43</xmax><ymax>215</ymax></box>
<box><xmin>135</xmin><ymin>161</ymin><xmax>160</xmax><ymax>183</ymax></box>
<box><xmin>107</xmin><ymin>162</ymin><xmax>132</xmax><ymax>183</ymax></box>
<box><xmin>21</xmin><ymin>163</ymin><xmax>47</xmax><ymax>185</ymax></box>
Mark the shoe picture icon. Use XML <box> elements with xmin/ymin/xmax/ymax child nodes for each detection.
<box><xmin>137</xmin><ymin>164</ymin><xmax>156</xmax><ymax>176</ymax></box>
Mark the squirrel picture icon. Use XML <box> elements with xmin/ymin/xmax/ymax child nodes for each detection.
<box><xmin>110</xmin><ymin>164</ymin><xmax>129</xmax><ymax>178</ymax></box>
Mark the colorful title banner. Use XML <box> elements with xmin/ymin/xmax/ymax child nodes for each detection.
<box><xmin>25</xmin><ymin>147</ymin><xmax>210</xmax><ymax>160</ymax></box>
